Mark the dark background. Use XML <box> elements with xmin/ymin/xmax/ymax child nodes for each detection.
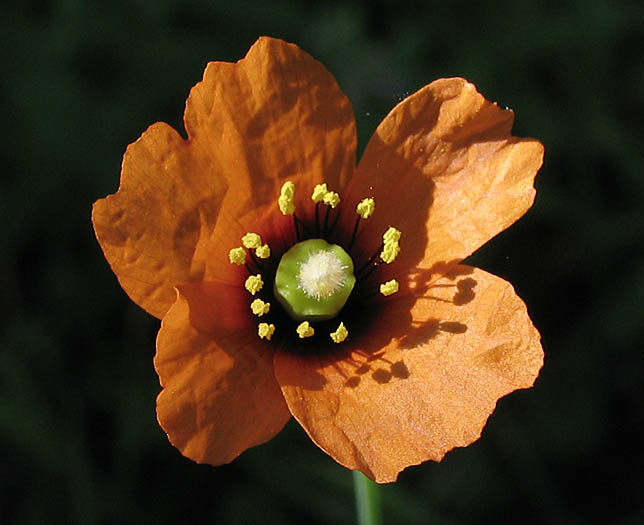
<box><xmin>2</xmin><ymin>1</ymin><xmax>643</xmax><ymax>523</ymax></box>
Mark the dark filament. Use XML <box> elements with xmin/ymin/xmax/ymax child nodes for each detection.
<box><xmin>323</xmin><ymin>205</ymin><xmax>332</xmax><ymax>237</ymax></box>
<box><xmin>356</xmin><ymin>243</ymin><xmax>384</xmax><ymax>279</ymax></box>
<box><xmin>326</xmin><ymin>207</ymin><xmax>342</xmax><ymax>238</ymax></box>
<box><xmin>348</xmin><ymin>216</ymin><xmax>361</xmax><ymax>251</ymax></box>
<box><xmin>315</xmin><ymin>202</ymin><xmax>320</xmax><ymax>237</ymax></box>
<box><xmin>293</xmin><ymin>213</ymin><xmax>305</xmax><ymax>242</ymax></box>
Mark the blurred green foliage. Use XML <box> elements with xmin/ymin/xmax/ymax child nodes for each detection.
<box><xmin>1</xmin><ymin>0</ymin><xmax>643</xmax><ymax>523</ymax></box>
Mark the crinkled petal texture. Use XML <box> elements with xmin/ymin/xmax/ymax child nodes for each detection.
<box><xmin>94</xmin><ymin>37</ymin><xmax>544</xmax><ymax>479</ymax></box>
<box><xmin>344</xmin><ymin>78</ymin><xmax>544</xmax><ymax>287</ymax></box>
<box><xmin>155</xmin><ymin>282</ymin><xmax>291</xmax><ymax>465</ymax></box>
<box><xmin>93</xmin><ymin>37</ymin><xmax>356</xmax><ymax>318</ymax></box>
<box><xmin>274</xmin><ymin>266</ymin><xmax>543</xmax><ymax>482</ymax></box>
<box><xmin>92</xmin><ymin>123</ymin><xmax>224</xmax><ymax>318</ymax></box>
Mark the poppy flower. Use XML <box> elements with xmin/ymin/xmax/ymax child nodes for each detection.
<box><xmin>92</xmin><ymin>37</ymin><xmax>544</xmax><ymax>483</ymax></box>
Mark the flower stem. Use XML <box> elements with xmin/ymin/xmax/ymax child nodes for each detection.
<box><xmin>352</xmin><ymin>471</ymin><xmax>382</xmax><ymax>525</ymax></box>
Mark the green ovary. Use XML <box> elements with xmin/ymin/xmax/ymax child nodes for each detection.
<box><xmin>274</xmin><ymin>239</ymin><xmax>355</xmax><ymax>321</ymax></box>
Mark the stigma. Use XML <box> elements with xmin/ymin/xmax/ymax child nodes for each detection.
<box><xmin>297</xmin><ymin>250</ymin><xmax>348</xmax><ymax>299</ymax></box>
<box><xmin>273</xmin><ymin>239</ymin><xmax>356</xmax><ymax>321</ymax></box>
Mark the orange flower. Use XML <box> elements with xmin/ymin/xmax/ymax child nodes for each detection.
<box><xmin>92</xmin><ymin>37</ymin><xmax>544</xmax><ymax>483</ymax></box>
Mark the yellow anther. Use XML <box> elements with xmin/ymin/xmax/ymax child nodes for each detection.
<box><xmin>330</xmin><ymin>322</ymin><xmax>348</xmax><ymax>343</ymax></box>
<box><xmin>255</xmin><ymin>244</ymin><xmax>270</xmax><ymax>259</ymax></box>
<box><xmin>383</xmin><ymin>226</ymin><xmax>401</xmax><ymax>243</ymax></box>
<box><xmin>380</xmin><ymin>241</ymin><xmax>401</xmax><ymax>264</ymax></box>
<box><xmin>356</xmin><ymin>197</ymin><xmax>375</xmax><ymax>219</ymax></box>
<box><xmin>380</xmin><ymin>227</ymin><xmax>402</xmax><ymax>264</ymax></box>
<box><xmin>323</xmin><ymin>191</ymin><xmax>341</xmax><ymax>208</ymax></box>
<box><xmin>380</xmin><ymin>279</ymin><xmax>400</xmax><ymax>296</ymax></box>
<box><xmin>244</xmin><ymin>274</ymin><xmax>264</xmax><ymax>295</ymax></box>
<box><xmin>258</xmin><ymin>323</ymin><xmax>275</xmax><ymax>341</ymax></box>
<box><xmin>228</xmin><ymin>247</ymin><xmax>246</xmax><ymax>265</ymax></box>
<box><xmin>242</xmin><ymin>232</ymin><xmax>262</xmax><ymax>249</ymax></box>
<box><xmin>250</xmin><ymin>298</ymin><xmax>270</xmax><ymax>316</ymax></box>
<box><xmin>311</xmin><ymin>183</ymin><xmax>328</xmax><ymax>203</ymax></box>
<box><xmin>278</xmin><ymin>181</ymin><xmax>295</xmax><ymax>215</ymax></box>
<box><xmin>296</xmin><ymin>321</ymin><xmax>315</xmax><ymax>338</ymax></box>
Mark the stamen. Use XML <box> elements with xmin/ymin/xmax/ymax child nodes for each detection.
<box><xmin>244</xmin><ymin>274</ymin><xmax>264</xmax><ymax>295</ymax></box>
<box><xmin>255</xmin><ymin>244</ymin><xmax>270</xmax><ymax>259</ymax></box>
<box><xmin>228</xmin><ymin>247</ymin><xmax>246</xmax><ymax>265</ymax></box>
<box><xmin>314</xmin><ymin>202</ymin><xmax>320</xmax><ymax>236</ymax></box>
<box><xmin>318</xmin><ymin>188</ymin><xmax>340</xmax><ymax>236</ymax></box>
<box><xmin>348</xmin><ymin>216</ymin><xmax>361</xmax><ymax>251</ymax></box>
<box><xmin>359</xmin><ymin>261</ymin><xmax>381</xmax><ymax>281</ymax></box>
<box><xmin>258</xmin><ymin>323</ymin><xmax>275</xmax><ymax>341</ymax></box>
<box><xmin>383</xmin><ymin>226</ymin><xmax>401</xmax><ymax>243</ymax></box>
<box><xmin>357</xmin><ymin>248</ymin><xmax>382</xmax><ymax>275</ymax></box>
<box><xmin>311</xmin><ymin>183</ymin><xmax>328</xmax><ymax>203</ymax></box>
<box><xmin>242</xmin><ymin>232</ymin><xmax>262</xmax><ymax>249</ymax></box>
<box><xmin>293</xmin><ymin>214</ymin><xmax>305</xmax><ymax>242</ymax></box>
<box><xmin>247</xmin><ymin>249</ymin><xmax>263</xmax><ymax>273</ymax></box>
<box><xmin>296</xmin><ymin>321</ymin><xmax>315</xmax><ymax>338</ymax></box>
<box><xmin>250</xmin><ymin>298</ymin><xmax>270</xmax><ymax>316</ymax></box>
<box><xmin>323</xmin><ymin>205</ymin><xmax>331</xmax><ymax>237</ymax></box>
<box><xmin>278</xmin><ymin>181</ymin><xmax>295</xmax><ymax>215</ymax></box>
<box><xmin>347</xmin><ymin>197</ymin><xmax>375</xmax><ymax>251</ymax></box>
<box><xmin>380</xmin><ymin>241</ymin><xmax>400</xmax><ymax>264</ymax></box>
<box><xmin>380</xmin><ymin>279</ymin><xmax>399</xmax><ymax>296</ymax></box>
<box><xmin>356</xmin><ymin>197</ymin><xmax>375</xmax><ymax>219</ymax></box>
<box><xmin>380</xmin><ymin>226</ymin><xmax>402</xmax><ymax>264</ymax></box>
<box><xmin>327</xmin><ymin>207</ymin><xmax>342</xmax><ymax>237</ymax></box>
<box><xmin>330</xmin><ymin>322</ymin><xmax>348</xmax><ymax>343</ymax></box>
<box><xmin>323</xmin><ymin>191</ymin><xmax>340</xmax><ymax>208</ymax></box>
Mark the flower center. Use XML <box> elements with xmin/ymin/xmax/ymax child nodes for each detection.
<box><xmin>298</xmin><ymin>250</ymin><xmax>348</xmax><ymax>299</ymax></box>
<box><xmin>274</xmin><ymin>238</ymin><xmax>355</xmax><ymax>321</ymax></box>
<box><xmin>228</xmin><ymin>180</ymin><xmax>402</xmax><ymax>345</ymax></box>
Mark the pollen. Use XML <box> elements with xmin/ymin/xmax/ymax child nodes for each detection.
<box><xmin>323</xmin><ymin>191</ymin><xmax>341</xmax><ymax>208</ymax></box>
<box><xmin>297</xmin><ymin>250</ymin><xmax>348</xmax><ymax>299</ymax></box>
<box><xmin>250</xmin><ymin>298</ymin><xmax>270</xmax><ymax>316</ymax></box>
<box><xmin>258</xmin><ymin>323</ymin><xmax>275</xmax><ymax>341</ymax></box>
<box><xmin>380</xmin><ymin>279</ymin><xmax>400</xmax><ymax>296</ymax></box>
<box><xmin>255</xmin><ymin>244</ymin><xmax>270</xmax><ymax>259</ymax></box>
<box><xmin>381</xmin><ymin>227</ymin><xmax>402</xmax><ymax>264</ymax></box>
<box><xmin>278</xmin><ymin>181</ymin><xmax>295</xmax><ymax>215</ymax></box>
<box><xmin>383</xmin><ymin>226</ymin><xmax>401</xmax><ymax>243</ymax></box>
<box><xmin>311</xmin><ymin>183</ymin><xmax>328</xmax><ymax>203</ymax></box>
<box><xmin>242</xmin><ymin>232</ymin><xmax>262</xmax><ymax>249</ymax></box>
<box><xmin>380</xmin><ymin>241</ymin><xmax>400</xmax><ymax>264</ymax></box>
<box><xmin>356</xmin><ymin>197</ymin><xmax>375</xmax><ymax>219</ymax></box>
<box><xmin>330</xmin><ymin>322</ymin><xmax>348</xmax><ymax>343</ymax></box>
<box><xmin>228</xmin><ymin>247</ymin><xmax>246</xmax><ymax>265</ymax></box>
<box><xmin>244</xmin><ymin>274</ymin><xmax>264</xmax><ymax>295</ymax></box>
<box><xmin>296</xmin><ymin>321</ymin><xmax>315</xmax><ymax>338</ymax></box>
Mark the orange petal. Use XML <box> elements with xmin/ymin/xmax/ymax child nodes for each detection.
<box><xmin>92</xmin><ymin>122</ymin><xmax>230</xmax><ymax>318</ymax></box>
<box><xmin>155</xmin><ymin>283</ymin><xmax>290</xmax><ymax>465</ymax></box>
<box><xmin>274</xmin><ymin>266</ymin><xmax>543</xmax><ymax>483</ymax></box>
<box><xmin>184</xmin><ymin>36</ymin><xmax>357</xmax><ymax>216</ymax></box>
<box><xmin>94</xmin><ymin>38</ymin><xmax>358</xmax><ymax>317</ymax></box>
<box><xmin>344</xmin><ymin>78</ymin><xmax>543</xmax><ymax>286</ymax></box>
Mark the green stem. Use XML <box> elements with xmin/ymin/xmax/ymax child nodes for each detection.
<box><xmin>352</xmin><ymin>471</ymin><xmax>382</xmax><ymax>525</ymax></box>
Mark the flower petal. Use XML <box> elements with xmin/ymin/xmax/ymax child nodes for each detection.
<box><xmin>94</xmin><ymin>38</ymin><xmax>357</xmax><ymax>318</ymax></box>
<box><xmin>184</xmin><ymin>36</ymin><xmax>357</xmax><ymax>214</ymax></box>
<box><xmin>345</xmin><ymin>78</ymin><xmax>543</xmax><ymax>286</ymax></box>
<box><xmin>92</xmin><ymin>122</ymin><xmax>230</xmax><ymax>318</ymax></box>
<box><xmin>274</xmin><ymin>266</ymin><xmax>543</xmax><ymax>483</ymax></box>
<box><xmin>155</xmin><ymin>283</ymin><xmax>291</xmax><ymax>465</ymax></box>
